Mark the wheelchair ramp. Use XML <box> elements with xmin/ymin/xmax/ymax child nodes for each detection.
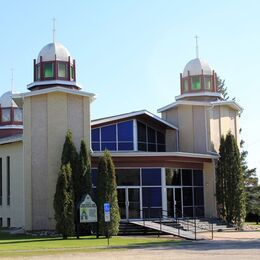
<box><xmin>130</xmin><ymin>220</ymin><xmax>197</xmax><ymax>240</ymax></box>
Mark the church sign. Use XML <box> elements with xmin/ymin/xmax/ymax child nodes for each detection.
<box><xmin>79</xmin><ymin>194</ymin><xmax>97</xmax><ymax>223</ymax></box>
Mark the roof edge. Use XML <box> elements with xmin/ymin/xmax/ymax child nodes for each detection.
<box><xmin>91</xmin><ymin>110</ymin><xmax>178</xmax><ymax>130</ymax></box>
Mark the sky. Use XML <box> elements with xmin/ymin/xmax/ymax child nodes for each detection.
<box><xmin>0</xmin><ymin>0</ymin><xmax>259</xmax><ymax>179</ymax></box>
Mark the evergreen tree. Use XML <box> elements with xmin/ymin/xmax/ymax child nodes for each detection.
<box><xmin>96</xmin><ymin>150</ymin><xmax>120</xmax><ymax>236</ymax></box>
<box><xmin>53</xmin><ymin>164</ymin><xmax>74</xmax><ymax>239</ymax></box>
<box><xmin>217</xmin><ymin>77</ymin><xmax>257</xmax><ymax>224</ymax></box>
<box><xmin>216</xmin><ymin>132</ymin><xmax>246</xmax><ymax>227</ymax></box>
<box><xmin>61</xmin><ymin>130</ymin><xmax>80</xmax><ymax>235</ymax></box>
<box><xmin>78</xmin><ymin>140</ymin><xmax>92</xmax><ymax>199</ymax></box>
<box><xmin>216</xmin><ymin>136</ymin><xmax>227</xmax><ymax>219</ymax></box>
<box><xmin>78</xmin><ymin>140</ymin><xmax>93</xmax><ymax>234</ymax></box>
<box><xmin>245</xmin><ymin>185</ymin><xmax>260</xmax><ymax>223</ymax></box>
<box><xmin>217</xmin><ymin>77</ymin><xmax>229</xmax><ymax>100</ymax></box>
<box><xmin>61</xmin><ymin>130</ymin><xmax>79</xmax><ymax>203</ymax></box>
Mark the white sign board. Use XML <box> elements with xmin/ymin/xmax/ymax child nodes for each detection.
<box><xmin>104</xmin><ymin>203</ymin><xmax>111</xmax><ymax>222</ymax></box>
<box><xmin>80</xmin><ymin>194</ymin><xmax>97</xmax><ymax>223</ymax></box>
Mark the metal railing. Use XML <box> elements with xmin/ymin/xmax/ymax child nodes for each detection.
<box><xmin>127</xmin><ymin>207</ymin><xmax>215</xmax><ymax>240</ymax></box>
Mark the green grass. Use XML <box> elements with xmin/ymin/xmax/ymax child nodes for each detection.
<box><xmin>0</xmin><ymin>232</ymin><xmax>180</xmax><ymax>257</ymax></box>
<box><xmin>245</xmin><ymin>222</ymin><xmax>260</xmax><ymax>226</ymax></box>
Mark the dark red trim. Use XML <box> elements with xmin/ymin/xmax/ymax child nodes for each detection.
<box><xmin>91</xmin><ymin>155</ymin><xmax>210</xmax><ymax>169</ymax></box>
<box><xmin>0</xmin><ymin>129</ymin><xmax>23</xmax><ymax>138</ymax></box>
<box><xmin>33</xmin><ymin>59</ymin><xmax>36</xmax><ymax>81</ymax></box>
<box><xmin>73</xmin><ymin>59</ymin><xmax>76</xmax><ymax>82</ymax></box>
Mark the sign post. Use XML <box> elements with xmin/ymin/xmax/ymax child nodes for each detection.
<box><xmin>78</xmin><ymin>194</ymin><xmax>97</xmax><ymax>238</ymax></box>
<box><xmin>80</xmin><ymin>194</ymin><xmax>97</xmax><ymax>223</ymax></box>
<box><xmin>104</xmin><ymin>202</ymin><xmax>111</xmax><ymax>246</ymax></box>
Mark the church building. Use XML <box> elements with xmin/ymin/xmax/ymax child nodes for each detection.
<box><xmin>0</xmin><ymin>40</ymin><xmax>241</xmax><ymax>230</ymax></box>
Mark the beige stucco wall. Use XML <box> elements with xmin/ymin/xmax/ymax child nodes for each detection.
<box><xmin>177</xmin><ymin>105</ymin><xmax>194</xmax><ymax>152</ymax></box>
<box><xmin>209</xmin><ymin>105</ymin><xmax>239</xmax><ymax>153</ymax></box>
<box><xmin>0</xmin><ymin>141</ymin><xmax>24</xmax><ymax>227</ymax></box>
<box><xmin>23</xmin><ymin>91</ymin><xmax>91</xmax><ymax>230</ymax></box>
<box><xmin>165</xmin><ymin>129</ymin><xmax>177</xmax><ymax>152</ymax></box>
<box><xmin>203</xmin><ymin>161</ymin><xmax>217</xmax><ymax>217</ymax></box>
<box><xmin>193</xmin><ymin>106</ymin><xmax>207</xmax><ymax>153</ymax></box>
<box><xmin>163</xmin><ymin>105</ymin><xmax>208</xmax><ymax>153</ymax></box>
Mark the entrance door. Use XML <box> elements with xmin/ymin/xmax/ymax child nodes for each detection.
<box><xmin>117</xmin><ymin>187</ymin><xmax>141</xmax><ymax>220</ymax></box>
<box><xmin>167</xmin><ymin>187</ymin><xmax>182</xmax><ymax>218</ymax></box>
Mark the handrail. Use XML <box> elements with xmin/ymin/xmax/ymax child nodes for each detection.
<box><xmin>125</xmin><ymin>207</ymin><xmax>214</xmax><ymax>240</ymax></box>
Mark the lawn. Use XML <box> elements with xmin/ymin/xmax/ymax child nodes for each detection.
<box><xmin>244</xmin><ymin>222</ymin><xmax>260</xmax><ymax>226</ymax></box>
<box><xmin>0</xmin><ymin>232</ymin><xmax>180</xmax><ymax>257</ymax></box>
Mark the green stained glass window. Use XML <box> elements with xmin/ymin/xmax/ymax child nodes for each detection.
<box><xmin>70</xmin><ymin>66</ymin><xmax>74</xmax><ymax>80</ymax></box>
<box><xmin>58</xmin><ymin>62</ymin><xmax>67</xmax><ymax>78</ymax></box>
<box><xmin>184</xmin><ymin>79</ymin><xmax>189</xmax><ymax>92</ymax></box>
<box><xmin>191</xmin><ymin>76</ymin><xmax>201</xmax><ymax>90</ymax></box>
<box><xmin>204</xmin><ymin>76</ymin><xmax>212</xmax><ymax>90</ymax></box>
<box><xmin>44</xmin><ymin>63</ymin><xmax>54</xmax><ymax>78</ymax></box>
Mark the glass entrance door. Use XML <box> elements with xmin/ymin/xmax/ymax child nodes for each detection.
<box><xmin>167</xmin><ymin>187</ymin><xmax>182</xmax><ymax>218</ymax></box>
<box><xmin>117</xmin><ymin>187</ymin><xmax>141</xmax><ymax>220</ymax></box>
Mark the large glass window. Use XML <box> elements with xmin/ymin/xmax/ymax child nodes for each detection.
<box><xmin>194</xmin><ymin>187</ymin><xmax>204</xmax><ymax>205</ymax></box>
<box><xmin>101</xmin><ymin>125</ymin><xmax>116</xmax><ymax>151</ymax></box>
<box><xmin>142</xmin><ymin>187</ymin><xmax>162</xmax><ymax>207</ymax></box>
<box><xmin>157</xmin><ymin>131</ymin><xmax>166</xmax><ymax>152</ymax></box>
<box><xmin>137</xmin><ymin>121</ymin><xmax>147</xmax><ymax>151</ymax></box>
<box><xmin>91</xmin><ymin>120</ymin><xmax>134</xmax><ymax>152</ymax></box>
<box><xmin>142</xmin><ymin>168</ymin><xmax>161</xmax><ymax>186</ymax></box>
<box><xmin>182</xmin><ymin>169</ymin><xmax>192</xmax><ymax>186</ymax></box>
<box><xmin>91</xmin><ymin>128</ymin><xmax>100</xmax><ymax>151</ymax></box>
<box><xmin>191</xmin><ymin>76</ymin><xmax>201</xmax><ymax>90</ymax></box>
<box><xmin>58</xmin><ymin>62</ymin><xmax>67</xmax><ymax>78</ymax></box>
<box><xmin>183</xmin><ymin>187</ymin><xmax>193</xmax><ymax>206</ymax></box>
<box><xmin>44</xmin><ymin>62</ymin><xmax>54</xmax><ymax>78</ymax></box>
<box><xmin>166</xmin><ymin>169</ymin><xmax>181</xmax><ymax>185</ymax></box>
<box><xmin>118</xmin><ymin>121</ymin><xmax>134</xmax><ymax>151</ymax></box>
<box><xmin>137</xmin><ymin>121</ymin><xmax>165</xmax><ymax>152</ymax></box>
<box><xmin>14</xmin><ymin>108</ymin><xmax>23</xmax><ymax>122</ymax></box>
<box><xmin>193</xmin><ymin>170</ymin><xmax>203</xmax><ymax>186</ymax></box>
<box><xmin>116</xmin><ymin>169</ymin><xmax>140</xmax><ymax>186</ymax></box>
<box><xmin>166</xmin><ymin>168</ymin><xmax>205</xmax><ymax>218</ymax></box>
<box><xmin>142</xmin><ymin>187</ymin><xmax>162</xmax><ymax>218</ymax></box>
<box><xmin>1</xmin><ymin>108</ymin><xmax>11</xmax><ymax>122</ymax></box>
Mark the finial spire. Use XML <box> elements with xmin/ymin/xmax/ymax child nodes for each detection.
<box><xmin>11</xmin><ymin>68</ymin><xmax>14</xmax><ymax>93</ymax></box>
<box><xmin>52</xmin><ymin>17</ymin><xmax>56</xmax><ymax>43</ymax></box>
<box><xmin>195</xmin><ymin>35</ymin><xmax>199</xmax><ymax>58</ymax></box>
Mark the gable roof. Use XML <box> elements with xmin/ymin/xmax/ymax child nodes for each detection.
<box><xmin>91</xmin><ymin>110</ymin><xmax>178</xmax><ymax>130</ymax></box>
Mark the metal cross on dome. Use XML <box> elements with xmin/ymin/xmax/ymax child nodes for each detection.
<box><xmin>195</xmin><ymin>35</ymin><xmax>199</xmax><ymax>58</ymax></box>
<box><xmin>52</xmin><ymin>17</ymin><xmax>56</xmax><ymax>43</ymax></box>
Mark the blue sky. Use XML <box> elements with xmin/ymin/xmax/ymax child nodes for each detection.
<box><xmin>0</xmin><ymin>0</ymin><xmax>259</xmax><ymax>178</ymax></box>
